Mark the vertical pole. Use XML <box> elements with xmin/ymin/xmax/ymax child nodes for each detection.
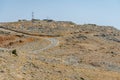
<box><xmin>32</xmin><ymin>12</ymin><xmax>34</xmax><ymax>27</ymax></box>
<box><xmin>32</xmin><ymin>12</ymin><xmax>34</xmax><ymax>22</ymax></box>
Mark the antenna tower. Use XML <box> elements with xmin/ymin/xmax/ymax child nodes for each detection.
<box><xmin>32</xmin><ymin>12</ymin><xmax>34</xmax><ymax>22</ymax></box>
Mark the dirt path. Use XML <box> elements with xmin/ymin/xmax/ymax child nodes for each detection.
<box><xmin>31</xmin><ymin>38</ymin><xmax>59</xmax><ymax>54</ymax></box>
<box><xmin>0</xmin><ymin>27</ymin><xmax>59</xmax><ymax>53</ymax></box>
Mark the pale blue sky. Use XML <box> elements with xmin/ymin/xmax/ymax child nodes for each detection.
<box><xmin>0</xmin><ymin>0</ymin><xmax>120</xmax><ymax>29</ymax></box>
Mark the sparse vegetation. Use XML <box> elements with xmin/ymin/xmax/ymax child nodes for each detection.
<box><xmin>0</xmin><ymin>20</ymin><xmax>120</xmax><ymax>80</ymax></box>
<box><xmin>80</xmin><ymin>77</ymin><xmax>85</xmax><ymax>80</ymax></box>
<box><xmin>43</xmin><ymin>19</ymin><xmax>54</xmax><ymax>22</ymax></box>
<box><xmin>12</xmin><ymin>49</ymin><xmax>18</xmax><ymax>56</ymax></box>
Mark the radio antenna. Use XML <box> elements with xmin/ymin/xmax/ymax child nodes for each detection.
<box><xmin>32</xmin><ymin>12</ymin><xmax>34</xmax><ymax>22</ymax></box>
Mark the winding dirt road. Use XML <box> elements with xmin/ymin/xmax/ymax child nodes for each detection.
<box><xmin>0</xmin><ymin>26</ymin><xmax>59</xmax><ymax>53</ymax></box>
<box><xmin>31</xmin><ymin>38</ymin><xmax>59</xmax><ymax>54</ymax></box>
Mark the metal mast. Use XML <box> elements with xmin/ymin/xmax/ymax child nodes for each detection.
<box><xmin>32</xmin><ymin>12</ymin><xmax>34</xmax><ymax>22</ymax></box>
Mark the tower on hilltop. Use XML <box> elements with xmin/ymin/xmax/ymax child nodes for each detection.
<box><xmin>32</xmin><ymin>12</ymin><xmax>34</xmax><ymax>22</ymax></box>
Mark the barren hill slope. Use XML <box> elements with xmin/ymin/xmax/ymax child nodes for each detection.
<box><xmin>0</xmin><ymin>20</ymin><xmax>120</xmax><ymax>80</ymax></box>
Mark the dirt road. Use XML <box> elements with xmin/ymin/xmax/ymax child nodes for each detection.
<box><xmin>0</xmin><ymin>26</ymin><xmax>59</xmax><ymax>53</ymax></box>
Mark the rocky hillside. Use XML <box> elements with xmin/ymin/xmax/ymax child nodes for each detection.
<box><xmin>0</xmin><ymin>20</ymin><xmax>120</xmax><ymax>80</ymax></box>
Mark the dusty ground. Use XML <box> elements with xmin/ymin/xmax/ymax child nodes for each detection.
<box><xmin>0</xmin><ymin>20</ymin><xmax>120</xmax><ymax>80</ymax></box>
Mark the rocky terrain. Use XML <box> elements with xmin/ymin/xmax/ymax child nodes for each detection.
<box><xmin>0</xmin><ymin>20</ymin><xmax>120</xmax><ymax>80</ymax></box>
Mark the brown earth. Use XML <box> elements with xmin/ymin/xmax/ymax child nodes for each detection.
<box><xmin>0</xmin><ymin>34</ymin><xmax>36</xmax><ymax>48</ymax></box>
<box><xmin>0</xmin><ymin>20</ymin><xmax>120</xmax><ymax>80</ymax></box>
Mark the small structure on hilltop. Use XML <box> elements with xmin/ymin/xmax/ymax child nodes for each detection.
<box><xmin>31</xmin><ymin>12</ymin><xmax>34</xmax><ymax>23</ymax></box>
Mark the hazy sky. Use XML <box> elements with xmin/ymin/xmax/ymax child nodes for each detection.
<box><xmin>0</xmin><ymin>0</ymin><xmax>120</xmax><ymax>29</ymax></box>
